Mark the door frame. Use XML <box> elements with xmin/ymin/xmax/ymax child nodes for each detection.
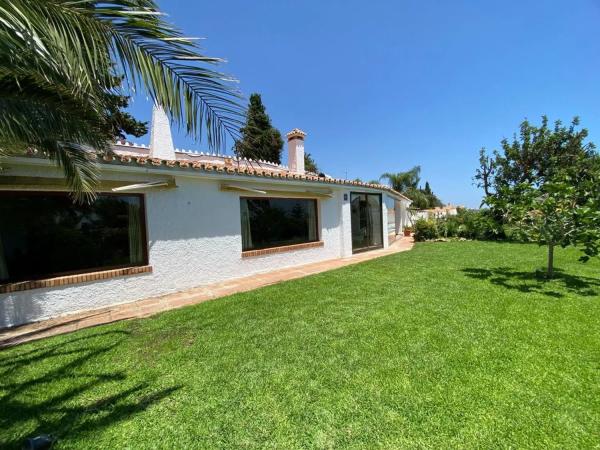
<box><xmin>350</xmin><ymin>192</ymin><xmax>384</xmax><ymax>254</ymax></box>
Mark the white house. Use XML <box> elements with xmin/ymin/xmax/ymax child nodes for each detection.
<box><xmin>0</xmin><ymin>107</ymin><xmax>411</xmax><ymax>328</ymax></box>
<box><xmin>411</xmin><ymin>205</ymin><xmax>460</xmax><ymax>222</ymax></box>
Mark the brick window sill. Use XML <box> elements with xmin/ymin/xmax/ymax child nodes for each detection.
<box><xmin>0</xmin><ymin>265</ymin><xmax>153</xmax><ymax>294</ymax></box>
<box><xmin>242</xmin><ymin>241</ymin><xmax>324</xmax><ymax>258</ymax></box>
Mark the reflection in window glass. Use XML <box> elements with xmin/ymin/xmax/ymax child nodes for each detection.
<box><xmin>0</xmin><ymin>193</ymin><xmax>146</xmax><ymax>283</ymax></box>
<box><xmin>240</xmin><ymin>198</ymin><xmax>318</xmax><ymax>251</ymax></box>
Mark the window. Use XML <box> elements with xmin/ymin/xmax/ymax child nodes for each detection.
<box><xmin>240</xmin><ymin>197</ymin><xmax>319</xmax><ymax>251</ymax></box>
<box><xmin>0</xmin><ymin>192</ymin><xmax>147</xmax><ymax>284</ymax></box>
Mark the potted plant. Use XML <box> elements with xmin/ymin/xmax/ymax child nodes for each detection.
<box><xmin>403</xmin><ymin>226</ymin><xmax>413</xmax><ymax>237</ymax></box>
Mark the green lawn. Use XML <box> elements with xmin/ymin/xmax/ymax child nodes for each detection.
<box><xmin>1</xmin><ymin>242</ymin><xmax>599</xmax><ymax>449</ymax></box>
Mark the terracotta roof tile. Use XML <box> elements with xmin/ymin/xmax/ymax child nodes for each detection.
<box><xmin>14</xmin><ymin>142</ymin><xmax>410</xmax><ymax>201</ymax></box>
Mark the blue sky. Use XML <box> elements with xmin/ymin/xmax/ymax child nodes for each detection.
<box><xmin>126</xmin><ymin>0</ymin><xmax>600</xmax><ymax>208</ymax></box>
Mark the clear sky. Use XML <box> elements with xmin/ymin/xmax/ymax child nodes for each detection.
<box><xmin>125</xmin><ymin>0</ymin><xmax>600</xmax><ymax>208</ymax></box>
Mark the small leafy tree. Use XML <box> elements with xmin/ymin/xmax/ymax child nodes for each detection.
<box><xmin>478</xmin><ymin>116</ymin><xmax>600</xmax><ymax>277</ymax></box>
<box><xmin>234</xmin><ymin>93</ymin><xmax>283</xmax><ymax>164</ymax></box>
<box><xmin>498</xmin><ymin>177</ymin><xmax>580</xmax><ymax>277</ymax></box>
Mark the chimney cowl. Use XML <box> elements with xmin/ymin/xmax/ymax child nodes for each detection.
<box><xmin>286</xmin><ymin>128</ymin><xmax>307</xmax><ymax>140</ymax></box>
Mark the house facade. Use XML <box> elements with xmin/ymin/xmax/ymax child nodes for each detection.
<box><xmin>0</xmin><ymin>107</ymin><xmax>411</xmax><ymax>328</ymax></box>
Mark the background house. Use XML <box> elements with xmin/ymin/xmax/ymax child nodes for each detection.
<box><xmin>411</xmin><ymin>205</ymin><xmax>460</xmax><ymax>221</ymax></box>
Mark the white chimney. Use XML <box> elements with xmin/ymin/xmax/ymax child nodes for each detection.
<box><xmin>149</xmin><ymin>104</ymin><xmax>176</xmax><ymax>160</ymax></box>
<box><xmin>286</xmin><ymin>128</ymin><xmax>306</xmax><ymax>174</ymax></box>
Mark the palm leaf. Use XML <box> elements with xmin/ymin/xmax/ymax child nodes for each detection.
<box><xmin>2</xmin><ymin>0</ymin><xmax>244</xmax><ymax>148</ymax></box>
<box><xmin>0</xmin><ymin>84</ymin><xmax>106</xmax><ymax>203</ymax></box>
<box><xmin>0</xmin><ymin>0</ymin><xmax>244</xmax><ymax>200</ymax></box>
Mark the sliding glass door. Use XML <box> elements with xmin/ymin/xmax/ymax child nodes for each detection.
<box><xmin>350</xmin><ymin>193</ymin><xmax>383</xmax><ymax>253</ymax></box>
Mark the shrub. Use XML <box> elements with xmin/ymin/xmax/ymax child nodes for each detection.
<box><xmin>413</xmin><ymin>219</ymin><xmax>439</xmax><ymax>241</ymax></box>
<box><xmin>473</xmin><ymin>209</ymin><xmax>506</xmax><ymax>240</ymax></box>
<box><xmin>412</xmin><ymin>208</ymin><xmax>507</xmax><ymax>242</ymax></box>
<box><xmin>441</xmin><ymin>216</ymin><xmax>460</xmax><ymax>238</ymax></box>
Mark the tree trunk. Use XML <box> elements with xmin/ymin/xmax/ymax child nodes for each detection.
<box><xmin>547</xmin><ymin>243</ymin><xmax>554</xmax><ymax>279</ymax></box>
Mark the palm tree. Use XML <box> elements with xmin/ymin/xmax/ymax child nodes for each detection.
<box><xmin>380</xmin><ymin>166</ymin><xmax>433</xmax><ymax>209</ymax></box>
<box><xmin>380</xmin><ymin>166</ymin><xmax>421</xmax><ymax>192</ymax></box>
<box><xmin>0</xmin><ymin>0</ymin><xmax>243</xmax><ymax>202</ymax></box>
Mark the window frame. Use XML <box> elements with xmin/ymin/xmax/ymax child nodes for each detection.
<box><xmin>240</xmin><ymin>196</ymin><xmax>320</xmax><ymax>252</ymax></box>
<box><xmin>0</xmin><ymin>190</ymin><xmax>149</xmax><ymax>284</ymax></box>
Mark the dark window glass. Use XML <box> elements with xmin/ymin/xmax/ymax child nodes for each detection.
<box><xmin>240</xmin><ymin>197</ymin><xmax>318</xmax><ymax>251</ymax></box>
<box><xmin>350</xmin><ymin>193</ymin><xmax>383</xmax><ymax>253</ymax></box>
<box><xmin>0</xmin><ymin>192</ymin><xmax>147</xmax><ymax>283</ymax></box>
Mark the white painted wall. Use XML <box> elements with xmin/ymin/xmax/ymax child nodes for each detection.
<box><xmin>339</xmin><ymin>191</ymin><xmax>353</xmax><ymax>257</ymax></box>
<box><xmin>384</xmin><ymin>194</ymin><xmax>396</xmax><ymax>242</ymax></box>
<box><xmin>1</xmin><ymin>170</ymin><xmax>399</xmax><ymax>327</ymax></box>
<box><xmin>381</xmin><ymin>195</ymin><xmax>389</xmax><ymax>249</ymax></box>
<box><xmin>398</xmin><ymin>199</ymin><xmax>411</xmax><ymax>230</ymax></box>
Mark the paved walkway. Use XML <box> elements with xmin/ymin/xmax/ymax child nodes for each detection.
<box><xmin>0</xmin><ymin>237</ymin><xmax>413</xmax><ymax>348</ymax></box>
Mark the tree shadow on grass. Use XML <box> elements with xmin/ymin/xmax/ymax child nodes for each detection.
<box><xmin>0</xmin><ymin>330</ymin><xmax>181</xmax><ymax>449</ymax></box>
<box><xmin>462</xmin><ymin>267</ymin><xmax>600</xmax><ymax>298</ymax></box>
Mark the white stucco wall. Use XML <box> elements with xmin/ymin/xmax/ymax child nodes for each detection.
<box><xmin>398</xmin><ymin>199</ymin><xmax>411</xmax><ymax>231</ymax></box>
<box><xmin>0</xmin><ymin>160</ymin><xmax>398</xmax><ymax>328</ymax></box>
<box><xmin>381</xmin><ymin>195</ymin><xmax>389</xmax><ymax>249</ymax></box>
<box><xmin>384</xmin><ymin>194</ymin><xmax>396</xmax><ymax>243</ymax></box>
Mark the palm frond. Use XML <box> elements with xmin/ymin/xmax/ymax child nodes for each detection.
<box><xmin>45</xmin><ymin>140</ymin><xmax>100</xmax><ymax>204</ymax></box>
<box><xmin>2</xmin><ymin>0</ymin><xmax>244</xmax><ymax>149</ymax></box>
<box><xmin>0</xmin><ymin>0</ymin><xmax>245</xmax><ymax>200</ymax></box>
<box><xmin>0</xmin><ymin>84</ymin><xmax>106</xmax><ymax>202</ymax></box>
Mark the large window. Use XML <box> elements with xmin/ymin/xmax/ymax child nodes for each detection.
<box><xmin>0</xmin><ymin>192</ymin><xmax>147</xmax><ymax>284</ymax></box>
<box><xmin>240</xmin><ymin>197</ymin><xmax>319</xmax><ymax>251</ymax></box>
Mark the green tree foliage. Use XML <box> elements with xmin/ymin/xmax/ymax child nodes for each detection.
<box><xmin>413</xmin><ymin>208</ymin><xmax>506</xmax><ymax>242</ymax></box>
<box><xmin>422</xmin><ymin>181</ymin><xmax>443</xmax><ymax>208</ymax></box>
<box><xmin>380</xmin><ymin>166</ymin><xmax>442</xmax><ymax>209</ymax></box>
<box><xmin>103</xmin><ymin>73</ymin><xmax>147</xmax><ymax>140</ymax></box>
<box><xmin>0</xmin><ymin>0</ymin><xmax>243</xmax><ymax>202</ymax></box>
<box><xmin>380</xmin><ymin>166</ymin><xmax>421</xmax><ymax>192</ymax></box>
<box><xmin>304</xmin><ymin>152</ymin><xmax>319</xmax><ymax>173</ymax></box>
<box><xmin>477</xmin><ymin>116</ymin><xmax>600</xmax><ymax>277</ymax></box>
<box><xmin>413</xmin><ymin>218</ymin><xmax>438</xmax><ymax>242</ymax></box>
<box><xmin>404</xmin><ymin>188</ymin><xmax>430</xmax><ymax>209</ymax></box>
<box><xmin>234</xmin><ymin>93</ymin><xmax>283</xmax><ymax>164</ymax></box>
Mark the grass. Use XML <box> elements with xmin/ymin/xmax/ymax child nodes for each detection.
<box><xmin>1</xmin><ymin>241</ymin><xmax>599</xmax><ymax>449</ymax></box>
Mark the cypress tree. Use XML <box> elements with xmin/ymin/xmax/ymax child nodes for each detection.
<box><xmin>423</xmin><ymin>181</ymin><xmax>432</xmax><ymax>195</ymax></box>
<box><xmin>234</xmin><ymin>93</ymin><xmax>283</xmax><ymax>163</ymax></box>
<box><xmin>304</xmin><ymin>152</ymin><xmax>319</xmax><ymax>173</ymax></box>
